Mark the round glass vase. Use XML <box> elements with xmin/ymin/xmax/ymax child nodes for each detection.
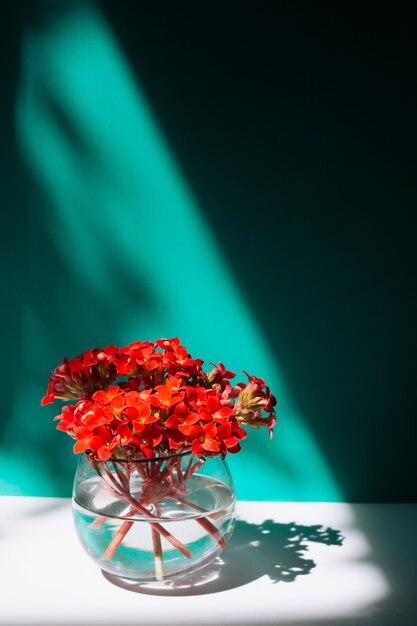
<box><xmin>72</xmin><ymin>450</ymin><xmax>236</xmax><ymax>583</ymax></box>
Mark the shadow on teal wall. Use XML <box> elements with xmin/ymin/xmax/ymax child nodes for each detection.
<box><xmin>0</xmin><ymin>1</ymin><xmax>415</xmax><ymax>501</ymax></box>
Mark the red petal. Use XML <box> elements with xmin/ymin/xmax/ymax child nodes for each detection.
<box><xmin>183</xmin><ymin>412</ymin><xmax>201</xmax><ymax>426</ymax></box>
<box><xmin>151</xmin><ymin>433</ymin><xmax>163</xmax><ymax>447</ymax></box>
<box><xmin>217</xmin><ymin>422</ymin><xmax>232</xmax><ymax>438</ymax></box>
<box><xmin>86</xmin><ymin>435</ymin><xmax>105</xmax><ymax>450</ymax></box>
<box><xmin>111</xmin><ymin>395</ymin><xmax>125</xmax><ymax>413</ymax></box>
<box><xmin>98</xmin><ymin>446</ymin><xmax>113</xmax><ymax>461</ymax></box>
<box><xmin>138</xmin><ymin>403</ymin><xmax>152</xmax><ymax>419</ymax></box>
<box><xmin>204</xmin><ymin>423</ymin><xmax>217</xmax><ymax>438</ymax></box>
<box><xmin>192</xmin><ymin>439</ymin><xmax>203</xmax><ymax>455</ymax></box>
<box><xmin>196</xmin><ymin>409</ymin><xmax>212</xmax><ymax>422</ymax></box>
<box><xmin>140</xmin><ymin>444</ymin><xmax>154</xmax><ymax>458</ymax></box>
<box><xmin>116</xmin><ymin>423</ymin><xmax>132</xmax><ymax>439</ymax></box>
<box><xmin>142</xmin><ymin>414</ymin><xmax>160</xmax><ymax>424</ymax></box>
<box><xmin>73</xmin><ymin>440</ymin><xmax>90</xmax><ymax>453</ymax></box>
<box><xmin>96</xmin><ymin>426</ymin><xmax>113</xmax><ymax>442</ymax></box>
<box><xmin>216</xmin><ymin>407</ymin><xmax>233</xmax><ymax>420</ymax></box>
<box><xmin>125</xmin><ymin>406</ymin><xmax>139</xmax><ymax>421</ymax></box>
<box><xmin>73</xmin><ymin>425</ymin><xmax>91</xmax><ymax>439</ymax></box>
<box><xmin>179</xmin><ymin>423</ymin><xmax>202</xmax><ymax>437</ymax></box>
<box><xmin>223</xmin><ymin>436</ymin><xmax>241</xmax><ymax>448</ymax></box>
<box><xmin>165</xmin><ymin>415</ymin><xmax>179</xmax><ymax>429</ymax></box>
<box><xmin>173</xmin><ymin>403</ymin><xmax>190</xmax><ymax>419</ymax></box>
<box><xmin>206</xmin><ymin>395</ymin><xmax>221</xmax><ymax>413</ymax></box>
<box><xmin>202</xmin><ymin>439</ymin><xmax>220</xmax><ymax>452</ymax></box>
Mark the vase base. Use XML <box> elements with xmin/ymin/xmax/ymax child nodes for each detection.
<box><xmin>101</xmin><ymin>557</ymin><xmax>223</xmax><ymax>592</ymax></box>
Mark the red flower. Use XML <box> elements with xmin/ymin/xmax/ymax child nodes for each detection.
<box><xmin>187</xmin><ymin>421</ymin><xmax>246</xmax><ymax>457</ymax></box>
<box><xmin>165</xmin><ymin>403</ymin><xmax>200</xmax><ymax>430</ymax></box>
<box><xmin>54</xmin><ymin>405</ymin><xmax>77</xmax><ymax>432</ymax></box>
<box><xmin>44</xmin><ymin>337</ymin><xmax>276</xmax><ymax>461</ymax></box>
<box><xmin>156</xmin><ymin>338</ymin><xmax>204</xmax><ymax>380</ymax></box>
<box><xmin>234</xmin><ymin>373</ymin><xmax>277</xmax><ymax>436</ymax></box>
<box><xmin>207</xmin><ymin>362</ymin><xmax>236</xmax><ymax>384</ymax></box>
<box><xmin>41</xmin><ymin>345</ymin><xmax>118</xmax><ymax>405</ymax></box>
<box><xmin>204</xmin><ymin>394</ymin><xmax>234</xmax><ymax>421</ymax></box>
<box><xmin>73</xmin><ymin>425</ymin><xmax>115</xmax><ymax>461</ymax></box>
<box><xmin>131</xmin><ymin>424</ymin><xmax>163</xmax><ymax>458</ymax></box>
<box><xmin>112</xmin><ymin>341</ymin><xmax>164</xmax><ymax>379</ymax></box>
<box><xmin>149</xmin><ymin>378</ymin><xmax>182</xmax><ymax>410</ymax></box>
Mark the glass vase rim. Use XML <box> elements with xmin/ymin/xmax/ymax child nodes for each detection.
<box><xmin>82</xmin><ymin>447</ymin><xmax>201</xmax><ymax>464</ymax></box>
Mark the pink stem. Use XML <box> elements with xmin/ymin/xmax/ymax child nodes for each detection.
<box><xmin>196</xmin><ymin>516</ymin><xmax>226</xmax><ymax>550</ymax></box>
<box><xmin>184</xmin><ymin>456</ymin><xmax>205</xmax><ymax>480</ymax></box>
<box><xmin>174</xmin><ymin>495</ymin><xmax>226</xmax><ymax>549</ymax></box>
<box><xmin>151</xmin><ymin>505</ymin><xmax>164</xmax><ymax>580</ymax></box>
<box><xmin>102</xmin><ymin>520</ymin><xmax>134</xmax><ymax>561</ymax></box>
<box><xmin>96</xmin><ymin>497</ymin><xmax>192</xmax><ymax>560</ymax></box>
<box><xmin>92</xmin><ymin>456</ymin><xmax>225</xmax><ymax>562</ymax></box>
<box><xmin>121</xmin><ymin>492</ymin><xmax>192</xmax><ymax>558</ymax></box>
<box><xmin>92</xmin><ymin>459</ymin><xmax>192</xmax><ymax>559</ymax></box>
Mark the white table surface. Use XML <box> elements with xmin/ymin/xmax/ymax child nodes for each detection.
<box><xmin>0</xmin><ymin>497</ymin><xmax>416</xmax><ymax>626</ymax></box>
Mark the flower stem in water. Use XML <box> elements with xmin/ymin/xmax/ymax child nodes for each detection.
<box><xmin>151</xmin><ymin>505</ymin><xmax>164</xmax><ymax>581</ymax></box>
<box><xmin>102</xmin><ymin>520</ymin><xmax>134</xmax><ymax>561</ymax></box>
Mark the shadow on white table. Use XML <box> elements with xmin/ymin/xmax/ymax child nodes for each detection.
<box><xmin>102</xmin><ymin>515</ymin><xmax>344</xmax><ymax>595</ymax></box>
<box><xmin>1</xmin><ymin>498</ymin><xmax>416</xmax><ymax>625</ymax></box>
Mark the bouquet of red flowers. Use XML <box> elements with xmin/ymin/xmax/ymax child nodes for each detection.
<box><xmin>43</xmin><ymin>337</ymin><xmax>276</xmax><ymax>581</ymax></box>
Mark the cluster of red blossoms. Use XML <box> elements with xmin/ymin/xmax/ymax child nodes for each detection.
<box><xmin>42</xmin><ymin>338</ymin><xmax>276</xmax><ymax>461</ymax></box>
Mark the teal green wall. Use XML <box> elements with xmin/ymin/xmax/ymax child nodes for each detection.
<box><xmin>1</xmin><ymin>2</ymin><xmax>415</xmax><ymax>501</ymax></box>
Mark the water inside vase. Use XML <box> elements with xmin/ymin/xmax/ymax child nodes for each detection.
<box><xmin>73</xmin><ymin>473</ymin><xmax>235</xmax><ymax>581</ymax></box>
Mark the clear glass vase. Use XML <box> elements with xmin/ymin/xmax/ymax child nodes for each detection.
<box><xmin>72</xmin><ymin>451</ymin><xmax>236</xmax><ymax>582</ymax></box>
